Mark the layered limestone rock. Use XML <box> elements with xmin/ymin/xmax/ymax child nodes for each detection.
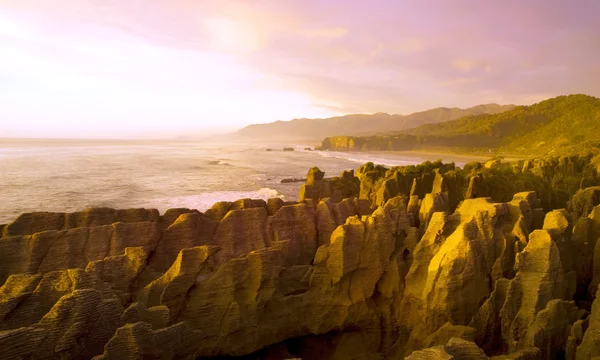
<box><xmin>0</xmin><ymin>220</ymin><xmax>161</xmax><ymax>286</ymax></box>
<box><xmin>405</xmin><ymin>338</ymin><xmax>488</xmax><ymax>360</ymax></box>
<box><xmin>4</xmin><ymin>177</ymin><xmax>600</xmax><ymax>359</ymax></box>
<box><xmin>0</xmin><ymin>288</ymin><xmax>123</xmax><ymax>360</ymax></box>
<box><xmin>399</xmin><ymin>191</ymin><xmax>548</xmax><ymax>357</ymax></box>
<box><xmin>0</xmin><ymin>208</ymin><xmax>160</xmax><ymax>237</ymax></box>
<box><xmin>418</xmin><ymin>192</ymin><xmax>449</xmax><ymax>233</ymax></box>
<box><xmin>299</xmin><ymin>167</ymin><xmax>357</xmax><ymax>206</ymax></box>
<box><xmin>270</xmin><ymin>203</ymin><xmax>317</xmax><ymax>265</ymax></box>
<box><xmin>0</xmin><ymin>197</ymin><xmax>414</xmax><ymax>359</ymax></box>
<box><xmin>500</xmin><ymin>230</ymin><xmax>562</xmax><ymax>343</ymax></box>
<box><xmin>577</xmin><ymin>288</ymin><xmax>600</xmax><ymax>359</ymax></box>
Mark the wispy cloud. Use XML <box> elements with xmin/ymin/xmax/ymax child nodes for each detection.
<box><xmin>440</xmin><ymin>77</ymin><xmax>482</xmax><ymax>86</ymax></box>
<box><xmin>395</xmin><ymin>38</ymin><xmax>426</xmax><ymax>54</ymax></box>
<box><xmin>303</xmin><ymin>27</ymin><xmax>348</xmax><ymax>40</ymax></box>
<box><xmin>0</xmin><ymin>0</ymin><xmax>599</xmax><ymax>137</ymax></box>
<box><xmin>452</xmin><ymin>59</ymin><xmax>478</xmax><ymax>72</ymax></box>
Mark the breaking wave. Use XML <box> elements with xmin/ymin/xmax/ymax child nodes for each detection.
<box><xmin>149</xmin><ymin>188</ymin><xmax>285</xmax><ymax>214</ymax></box>
<box><xmin>314</xmin><ymin>151</ymin><xmax>425</xmax><ymax>167</ymax></box>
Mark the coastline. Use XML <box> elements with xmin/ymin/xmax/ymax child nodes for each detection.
<box><xmin>381</xmin><ymin>150</ymin><xmax>525</xmax><ymax>163</ymax></box>
<box><xmin>325</xmin><ymin>149</ymin><xmax>526</xmax><ymax>167</ymax></box>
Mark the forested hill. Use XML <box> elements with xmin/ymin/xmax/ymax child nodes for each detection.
<box><xmin>318</xmin><ymin>94</ymin><xmax>600</xmax><ymax>156</ymax></box>
<box><xmin>232</xmin><ymin>104</ymin><xmax>514</xmax><ymax>140</ymax></box>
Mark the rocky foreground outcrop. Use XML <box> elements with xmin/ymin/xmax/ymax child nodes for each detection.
<box><xmin>2</xmin><ymin>163</ymin><xmax>600</xmax><ymax>359</ymax></box>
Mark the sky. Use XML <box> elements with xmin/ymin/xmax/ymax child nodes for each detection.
<box><xmin>0</xmin><ymin>0</ymin><xmax>599</xmax><ymax>138</ymax></box>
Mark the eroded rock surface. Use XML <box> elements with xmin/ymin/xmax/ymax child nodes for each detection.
<box><xmin>2</xmin><ymin>172</ymin><xmax>600</xmax><ymax>360</ymax></box>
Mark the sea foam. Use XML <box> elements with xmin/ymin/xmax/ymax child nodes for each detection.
<box><xmin>149</xmin><ymin>188</ymin><xmax>284</xmax><ymax>214</ymax></box>
<box><xmin>314</xmin><ymin>151</ymin><xmax>426</xmax><ymax>167</ymax></box>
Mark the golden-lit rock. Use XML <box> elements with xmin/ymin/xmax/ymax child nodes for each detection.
<box><xmin>3</xmin><ymin>173</ymin><xmax>600</xmax><ymax>359</ymax></box>
<box><xmin>405</xmin><ymin>338</ymin><xmax>488</xmax><ymax>360</ymax></box>
<box><xmin>577</xmin><ymin>287</ymin><xmax>600</xmax><ymax>359</ymax></box>
<box><xmin>500</xmin><ymin>230</ymin><xmax>567</xmax><ymax>354</ymax></box>
<box><xmin>213</xmin><ymin>207</ymin><xmax>272</xmax><ymax>258</ymax></box>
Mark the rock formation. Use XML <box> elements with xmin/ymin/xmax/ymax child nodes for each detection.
<box><xmin>2</xmin><ymin>160</ymin><xmax>600</xmax><ymax>359</ymax></box>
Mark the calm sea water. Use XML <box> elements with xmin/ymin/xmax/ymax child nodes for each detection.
<box><xmin>0</xmin><ymin>139</ymin><xmax>472</xmax><ymax>224</ymax></box>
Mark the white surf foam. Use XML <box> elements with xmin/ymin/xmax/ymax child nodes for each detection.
<box><xmin>314</xmin><ymin>151</ymin><xmax>426</xmax><ymax>167</ymax></box>
<box><xmin>148</xmin><ymin>188</ymin><xmax>285</xmax><ymax>213</ymax></box>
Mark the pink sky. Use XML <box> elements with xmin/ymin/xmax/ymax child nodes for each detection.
<box><xmin>1</xmin><ymin>0</ymin><xmax>599</xmax><ymax>138</ymax></box>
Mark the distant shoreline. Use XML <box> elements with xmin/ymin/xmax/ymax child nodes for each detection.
<box><xmin>383</xmin><ymin>150</ymin><xmax>525</xmax><ymax>163</ymax></box>
<box><xmin>321</xmin><ymin>149</ymin><xmax>525</xmax><ymax>166</ymax></box>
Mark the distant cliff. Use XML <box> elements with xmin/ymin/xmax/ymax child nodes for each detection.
<box><xmin>233</xmin><ymin>104</ymin><xmax>515</xmax><ymax>140</ymax></box>
<box><xmin>318</xmin><ymin>94</ymin><xmax>600</xmax><ymax>156</ymax></box>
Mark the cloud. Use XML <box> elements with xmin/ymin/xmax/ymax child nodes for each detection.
<box><xmin>204</xmin><ymin>17</ymin><xmax>264</xmax><ymax>53</ymax></box>
<box><xmin>452</xmin><ymin>59</ymin><xmax>477</xmax><ymax>72</ymax></box>
<box><xmin>1</xmin><ymin>0</ymin><xmax>600</xmax><ymax>137</ymax></box>
<box><xmin>440</xmin><ymin>77</ymin><xmax>482</xmax><ymax>86</ymax></box>
<box><xmin>303</xmin><ymin>27</ymin><xmax>348</xmax><ymax>40</ymax></box>
<box><xmin>395</xmin><ymin>38</ymin><xmax>426</xmax><ymax>54</ymax></box>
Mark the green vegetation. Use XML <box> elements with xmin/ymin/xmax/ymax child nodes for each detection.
<box><xmin>350</xmin><ymin>153</ymin><xmax>600</xmax><ymax>212</ymax></box>
<box><xmin>318</xmin><ymin>94</ymin><xmax>600</xmax><ymax>157</ymax></box>
<box><xmin>234</xmin><ymin>104</ymin><xmax>514</xmax><ymax>140</ymax></box>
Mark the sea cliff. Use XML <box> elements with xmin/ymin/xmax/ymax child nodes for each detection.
<box><xmin>317</xmin><ymin>95</ymin><xmax>600</xmax><ymax>156</ymax></box>
<box><xmin>1</xmin><ymin>157</ymin><xmax>600</xmax><ymax>359</ymax></box>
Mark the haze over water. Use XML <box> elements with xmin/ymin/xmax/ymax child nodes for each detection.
<box><xmin>0</xmin><ymin>139</ymin><xmax>475</xmax><ymax>224</ymax></box>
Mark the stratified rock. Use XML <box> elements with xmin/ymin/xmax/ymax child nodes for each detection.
<box><xmin>543</xmin><ymin>210</ymin><xmax>577</xmax><ymax>299</ymax></box>
<box><xmin>204</xmin><ymin>201</ymin><xmax>232</xmax><ymax>221</ymax></box>
<box><xmin>85</xmin><ymin>246</ymin><xmax>150</xmax><ymax>303</ymax></box>
<box><xmin>490</xmin><ymin>348</ymin><xmax>542</xmax><ymax>360</ymax></box>
<box><xmin>466</xmin><ymin>174</ymin><xmax>484</xmax><ymax>199</ymax></box>
<box><xmin>0</xmin><ymin>208</ymin><xmax>159</xmax><ymax>237</ymax></box>
<box><xmin>0</xmin><ymin>326</ymin><xmax>47</xmax><ymax>360</ymax></box>
<box><xmin>307</xmin><ymin>166</ymin><xmax>325</xmax><ymax>185</ymax></box>
<box><xmin>500</xmin><ymin>230</ymin><xmax>567</xmax><ymax>355</ymax></box>
<box><xmin>93</xmin><ymin>321</ymin><xmax>202</xmax><ymax>360</ymax></box>
<box><xmin>0</xmin><ymin>269</ymin><xmax>117</xmax><ymax>330</ymax></box>
<box><xmin>571</xmin><ymin>205</ymin><xmax>600</xmax><ymax>301</ymax></box>
<box><xmin>137</xmin><ymin>246</ymin><xmax>219</xmax><ymax>324</ymax></box>
<box><xmin>569</xmin><ymin>186</ymin><xmax>600</xmax><ymax>221</ymax></box>
<box><xmin>400</xmin><ymin>198</ymin><xmax>523</xmax><ymax>355</ymax></box>
<box><xmin>470</xmin><ymin>278</ymin><xmax>511</xmax><ymax>355</ymax></box>
<box><xmin>160</xmin><ymin>208</ymin><xmax>198</xmax><ymax>229</ymax></box>
<box><xmin>315</xmin><ymin>199</ymin><xmax>338</xmax><ymax>247</ymax></box>
<box><xmin>418</xmin><ymin>192</ymin><xmax>449</xmax><ymax>233</ymax></box>
<box><xmin>231</xmin><ymin>198</ymin><xmax>267</xmax><ymax>211</ymax></box>
<box><xmin>421</xmin><ymin>323</ymin><xmax>477</xmax><ymax>349</ymax></box>
<box><xmin>405</xmin><ymin>338</ymin><xmax>488</xmax><ymax>360</ymax></box>
<box><xmin>422</xmin><ymin>199</ymin><xmax>509</xmax><ymax>330</ymax></box>
<box><xmin>4</xmin><ymin>163</ymin><xmax>600</xmax><ymax>360</ymax></box>
<box><xmin>148</xmin><ymin>212</ymin><xmax>217</xmax><ymax>272</ymax></box>
<box><xmin>0</xmin><ymin>221</ymin><xmax>160</xmax><ymax>286</ymax></box>
<box><xmin>486</xmin><ymin>159</ymin><xmax>503</xmax><ymax>169</ymax></box>
<box><xmin>267</xmin><ymin>198</ymin><xmax>285</xmax><ymax>216</ymax></box>
<box><xmin>591</xmin><ymin>207</ymin><xmax>600</xmax><ymax>297</ymax></box>
<box><xmin>431</xmin><ymin>170</ymin><xmax>465</xmax><ymax>212</ymax></box>
<box><xmin>1</xmin><ymin>288</ymin><xmax>123</xmax><ymax>359</ymax></box>
<box><xmin>212</xmin><ymin>207</ymin><xmax>272</xmax><ymax>258</ymax></box>
<box><xmin>271</xmin><ymin>204</ymin><xmax>317</xmax><ymax>265</ymax></box>
<box><xmin>577</xmin><ymin>287</ymin><xmax>600</xmax><ymax>359</ymax></box>
<box><xmin>566</xmin><ymin>319</ymin><xmax>589</xmax><ymax>360</ymax></box>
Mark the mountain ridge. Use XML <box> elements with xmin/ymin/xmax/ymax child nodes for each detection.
<box><xmin>232</xmin><ymin>103</ymin><xmax>516</xmax><ymax>140</ymax></box>
<box><xmin>318</xmin><ymin>94</ymin><xmax>600</xmax><ymax>156</ymax></box>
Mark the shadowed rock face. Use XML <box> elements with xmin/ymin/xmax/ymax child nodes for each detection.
<box><xmin>2</xmin><ymin>167</ymin><xmax>600</xmax><ymax>359</ymax></box>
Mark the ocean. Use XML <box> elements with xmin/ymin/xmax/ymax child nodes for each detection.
<box><xmin>0</xmin><ymin>138</ymin><xmax>475</xmax><ymax>224</ymax></box>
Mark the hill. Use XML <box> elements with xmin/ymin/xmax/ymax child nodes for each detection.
<box><xmin>232</xmin><ymin>104</ymin><xmax>515</xmax><ymax>140</ymax></box>
<box><xmin>318</xmin><ymin>94</ymin><xmax>600</xmax><ymax>156</ymax></box>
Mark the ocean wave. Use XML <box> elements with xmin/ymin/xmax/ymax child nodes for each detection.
<box><xmin>314</xmin><ymin>151</ymin><xmax>425</xmax><ymax>167</ymax></box>
<box><xmin>148</xmin><ymin>188</ymin><xmax>285</xmax><ymax>213</ymax></box>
